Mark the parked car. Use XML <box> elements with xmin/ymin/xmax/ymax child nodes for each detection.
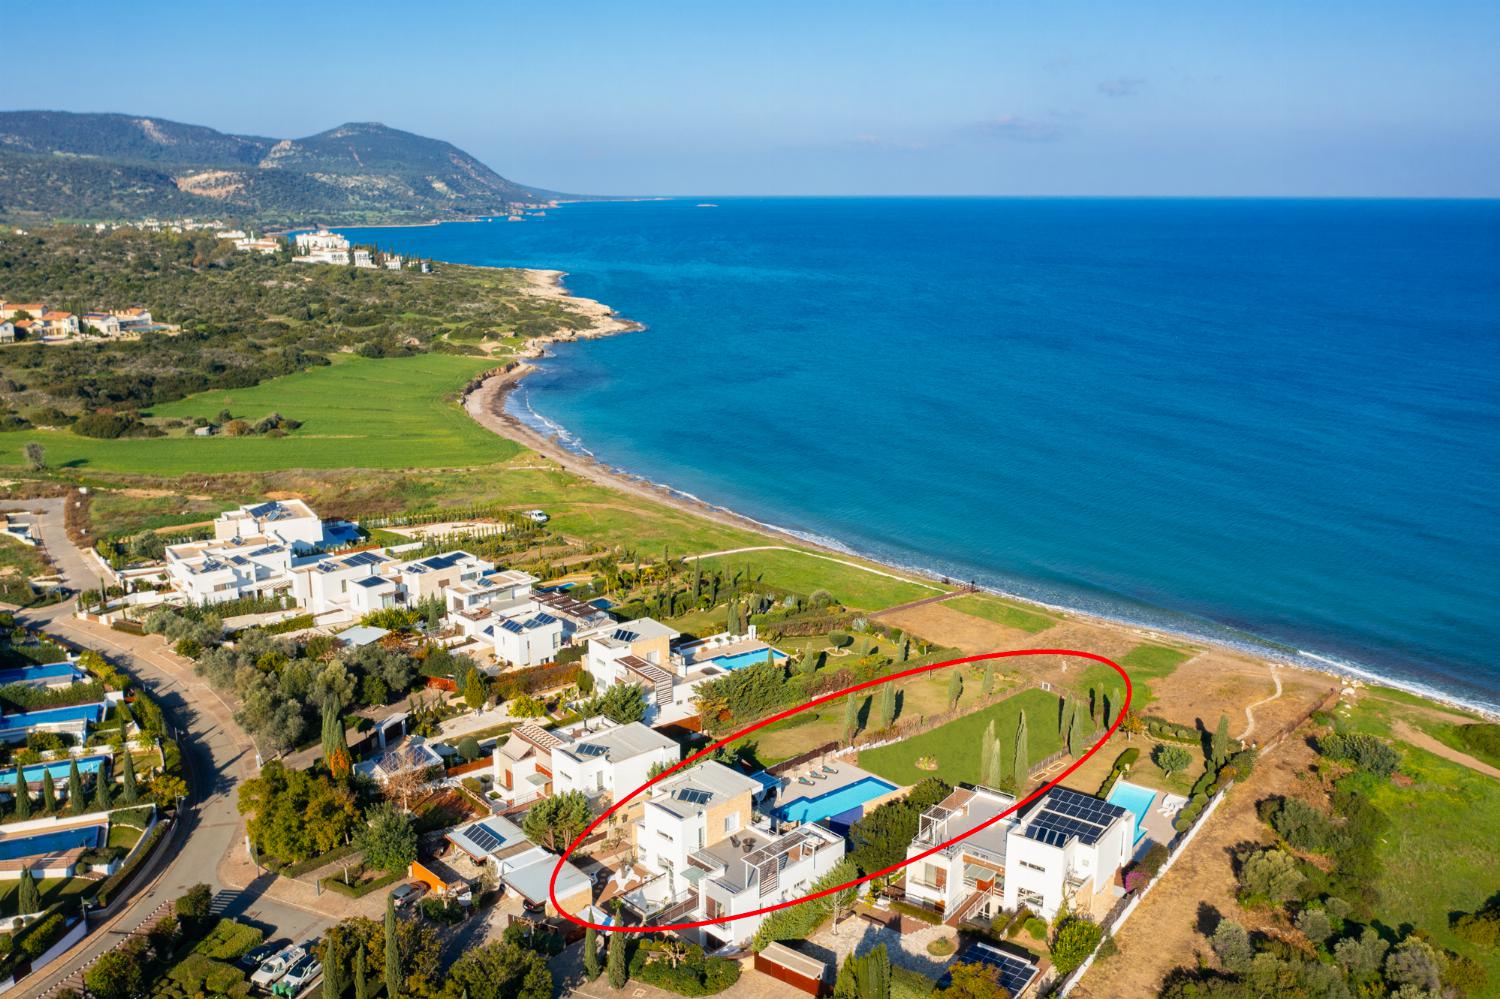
<box><xmin>274</xmin><ymin>953</ymin><xmax>323</xmax><ymax>996</ymax></box>
<box><xmin>240</xmin><ymin>943</ymin><xmax>280</xmax><ymax>970</ymax></box>
<box><xmin>250</xmin><ymin>944</ymin><xmax>305</xmax><ymax>989</ymax></box>
<box><xmin>391</xmin><ymin>882</ymin><xmax>427</xmax><ymax>909</ymax></box>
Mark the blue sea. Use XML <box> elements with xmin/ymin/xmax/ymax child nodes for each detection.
<box><xmin>340</xmin><ymin>199</ymin><xmax>1500</xmax><ymax>712</ymax></box>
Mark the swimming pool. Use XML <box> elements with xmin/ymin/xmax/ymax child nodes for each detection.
<box><xmin>775</xmin><ymin>775</ymin><xmax>897</xmax><ymax>824</ymax></box>
<box><xmin>0</xmin><ymin>824</ymin><xmax>101</xmax><ymax>862</ymax></box>
<box><xmin>1107</xmin><ymin>780</ymin><xmax>1157</xmax><ymax>845</ymax></box>
<box><xmin>705</xmin><ymin>649</ymin><xmax>789</xmax><ymax>671</ymax></box>
<box><xmin>0</xmin><ymin>755</ymin><xmax>108</xmax><ymax>790</ymax></box>
<box><xmin>0</xmin><ymin>703</ymin><xmax>106</xmax><ymax>733</ymax></box>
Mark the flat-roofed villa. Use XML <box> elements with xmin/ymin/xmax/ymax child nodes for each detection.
<box><xmin>904</xmin><ymin>784</ymin><xmax>1133</xmax><ymax>923</ymax></box>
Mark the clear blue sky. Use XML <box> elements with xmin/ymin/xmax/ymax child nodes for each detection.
<box><xmin>8</xmin><ymin>0</ymin><xmax>1499</xmax><ymax>196</ymax></box>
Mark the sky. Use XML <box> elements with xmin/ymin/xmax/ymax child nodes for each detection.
<box><xmin>7</xmin><ymin>0</ymin><xmax>1500</xmax><ymax>197</ymax></box>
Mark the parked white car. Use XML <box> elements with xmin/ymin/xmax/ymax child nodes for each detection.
<box><xmin>250</xmin><ymin>944</ymin><xmax>305</xmax><ymax>989</ymax></box>
<box><xmin>275</xmin><ymin>953</ymin><xmax>322</xmax><ymax>996</ymax></box>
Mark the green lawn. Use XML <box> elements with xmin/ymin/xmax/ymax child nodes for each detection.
<box><xmin>0</xmin><ymin>876</ymin><xmax>92</xmax><ymax>918</ymax></box>
<box><xmin>1363</xmin><ymin>743</ymin><xmax>1500</xmax><ymax>985</ymax></box>
<box><xmin>693</xmin><ymin>548</ymin><xmax>943</xmax><ymax>611</ymax></box>
<box><xmin>1075</xmin><ymin>641</ymin><xmax>1193</xmax><ymax>712</ymax></box>
<box><xmin>859</xmin><ymin>686</ymin><xmax>1063</xmax><ymax>787</ymax></box>
<box><xmin>946</xmin><ymin>593</ymin><xmax>1058</xmax><ymax>634</ymax></box>
<box><xmin>0</xmin><ymin>534</ymin><xmax>53</xmax><ymax>605</ymax></box>
<box><xmin>0</xmin><ymin>353</ymin><xmax>514</xmax><ymax>473</ymax></box>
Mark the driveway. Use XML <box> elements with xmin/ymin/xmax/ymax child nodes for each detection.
<box><xmin>5</xmin><ymin>502</ymin><xmax>331</xmax><ymax>997</ymax></box>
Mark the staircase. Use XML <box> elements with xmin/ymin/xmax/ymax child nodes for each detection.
<box><xmin>944</xmin><ymin>890</ymin><xmax>988</xmax><ymax>927</ymax></box>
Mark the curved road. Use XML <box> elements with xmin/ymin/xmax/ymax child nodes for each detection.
<box><xmin>2</xmin><ymin>499</ymin><xmax>327</xmax><ymax>998</ymax></box>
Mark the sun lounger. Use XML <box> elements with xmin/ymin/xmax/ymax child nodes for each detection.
<box><xmin>799</xmin><ymin>777</ymin><xmax>814</xmax><ymax>786</ymax></box>
<box><xmin>822</xmin><ymin>765</ymin><xmax>838</xmax><ymax>774</ymax></box>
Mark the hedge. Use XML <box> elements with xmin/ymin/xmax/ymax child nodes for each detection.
<box><xmin>95</xmin><ymin>821</ymin><xmax>165</xmax><ymax>907</ymax></box>
<box><xmin>319</xmin><ymin>868</ymin><xmax>402</xmax><ymax>899</ymax></box>
<box><xmin>193</xmin><ymin>918</ymin><xmax>263</xmax><ymax>961</ymax></box>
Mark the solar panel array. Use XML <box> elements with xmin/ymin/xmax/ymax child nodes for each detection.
<box><xmin>961</xmin><ymin>943</ymin><xmax>1038</xmax><ymax>996</ymax></box>
<box><xmin>465</xmin><ymin>823</ymin><xmax>503</xmax><ymax>854</ymax></box>
<box><xmin>675</xmin><ymin>788</ymin><xmax>712</xmax><ymax>805</ymax></box>
<box><xmin>612</xmin><ymin>629</ymin><xmax>641</xmax><ymax>643</ymax></box>
<box><xmin>343</xmin><ymin>551</ymin><xmax>384</xmax><ymax>567</ymax></box>
<box><xmin>1023</xmin><ymin>787</ymin><xmax>1128</xmax><ymax>847</ymax></box>
<box><xmin>576</xmin><ymin>743</ymin><xmax>609</xmax><ymax>758</ymax></box>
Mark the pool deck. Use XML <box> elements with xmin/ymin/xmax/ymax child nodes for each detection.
<box><xmin>679</xmin><ymin>636</ymin><xmax>776</xmax><ymax>667</ymax></box>
<box><xmin>0</xmin><ymin>817</ymin><xmax>107</xmax><ymax>872</ymax></box>
<box><xmin>777</xmin><ymin>761</ymin><xmax>893</xmax><ymax>813</ymax></box>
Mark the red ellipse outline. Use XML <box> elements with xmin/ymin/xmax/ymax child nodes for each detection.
<box><xmin>550</xmin><ymin>648</ymin><xmax>1130</xmax><ymax>932</ymax></box>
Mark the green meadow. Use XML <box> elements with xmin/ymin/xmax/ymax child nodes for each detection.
<box><xmin>858</xmin><ymin>686</ymin><xmax>1063</xmax><ymax>787</ymax></box>
<box><xmin>947</xmin><ymin>592</ymin><xmax>1058</xmax><ymax>634</ymax></box>
<box><xmin>0</xmin><ymin>353</ymin><xmax>511</xmax><ymax>473</ymax></box>
<box><xmin>693</xmin><ymin>548</ymin><xmax>942</xmax><ymax>612</ymax></box>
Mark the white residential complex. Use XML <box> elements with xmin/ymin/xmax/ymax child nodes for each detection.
<box><xmin>293</xmin><ymin>229</ymin><xmax>351</xmax><ymax>264</ymax></box>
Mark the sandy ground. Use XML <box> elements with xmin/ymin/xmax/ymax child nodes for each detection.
<box><xmin>1072</xmin><ymin>728</ymin><xmax>1321</xmax><ymax>999</ymax></box>
<box><xmin>1390</xmin><ymin>719</ymin><xmax>1500</xmax><ymax>779</ymax></box>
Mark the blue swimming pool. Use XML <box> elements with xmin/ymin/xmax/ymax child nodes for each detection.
<box><xmin>706</xmin><ymin>649</ymin><xmax>789</xmax><ymax>671</ymax></box>
<box><xmin>0</xmin><ymin>824</ymin><xmax>101</xmax><ymax>862</ymax></box>
<box><xmin>1107</xmin><ymin>781</ymin><xmax>1157</xmax><ymax>845</ymax></box>
<box><xmin>0</xmin><ymin>703</ymin><xmax>106</xmax><ymax>733</ymax></box>
<box><xmin>0</xmin><ymin>755</ymin><xmax>108</xmax><ymax>790</ymax></box>
<box><xmin>0</xmin><ymin>662</ymin><xmax>83</xmax><ymax>686</ymax></box>
<box><xmin>776</xmin><ymin>775</ymin><xmax>897</xmax><ymax>824</ymax></box>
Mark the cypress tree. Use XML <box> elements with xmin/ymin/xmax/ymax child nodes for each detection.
<box><xmin>13</xmin><ymin>775</ymin><xmax>30</xmax><ymax>820</ymax></box>
<box><xmin>982</xmin><ymin>663</ymin><xmax>995</xmax><ymax>696</ymax></box>
<box><xmin>607</xmin><ymin>923</ymin><xmax>627</xmax><ymax>988</ymax></box>
<box><xmin>384</xmin><ymin>896</ymin><xmax>401</xmax><ymax>999</ymax></box>
<box><xmin>1012</xmin><ymin>711</ymin><xmax>1030</xmax><ymax>793</ymax></box>
<box><xmin>875</xmin><ymin>684</ymin><xmax>896</xmax><ymax>730</ymax></box>
<box><xmin>1059</xmin><ymin>695</ymin><xmax>1072</xmax><ymax>736</ymax></box>
<box><xmin>41</xmin><ymin>774</ymin><xmax>57</xmax><ymax>814</ymax></box>
<box><xmin>897</xmin><ymin>640</ymin><xmax>909</xmax><ymax>664</ymax></box>
<box><xmin>979</xmin><ymin>720</ymin><xmax>997</xmax><ymax>786</ymax></box>
<box><xmin>1068</xmin><ymin>703</ymin><xmax>1087</xmax><ymax>757</ymax></box>
<box><xmin>842</xmin><ymin>695</ymin><xmax>859</xmax><ymax>743</ymax></box>
<box><xmin>583</xmin><ymin>925</ymin><xmax>601</xmax><ymax>980</ymax></box>
<box><xmin>121</xmin><ymin>750</ymin><xmax>139</xmax><ymax>804</ymax></box>
<box><xmin>92</xmin><ymin>761</ymin><xmax>113</xmax><ymax>810</ymax></box>
<box><xmin>67</xmin><ymin>759</ymin><xmax>85</xmax><ymax>814</ymax></box>
<box><xmin>354</xmin><ymin>944</ymin><xmax>369</xmax><ymax>999</ymax></box>
<box><xmin>18</xmin><ymin>868</ymin><xmax>39</xmax><ymax>915</ymax></box>
<box><xmin>322</xmin><ymin>931</ymin><xmax>349</xmax><ymax>999</ymax></box>
<box><xmin>985</xmin><ymin>740</ymin><xmax>1002</xmax><ymax>793</ymax></box>
<box><xmin>1211</xmin><ymin>714</ymin><xmax>1231</xmax><ymax>767</ymax></box>
<box><xmin>946</xmin><ymin>670</ymin><xmax>962</xmax><ymax>711</ymax></box>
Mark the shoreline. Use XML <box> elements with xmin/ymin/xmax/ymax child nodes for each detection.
<box><xmin>471</xmin><ymin>273</ymin><xmax>1500</xmax><ymax>724</ymax></box>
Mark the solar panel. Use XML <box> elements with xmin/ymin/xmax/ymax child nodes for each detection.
<box><xmin>960</xmin><ymin>943</ymin><xmax>1038</xmax><ymax>996</ymax></box>
<box><xmin>675</xmin><ymin>788</ymin><xmax>712</xmax><ymax>805</ymax></box>
<box><xmin>576</xmin><ymin>743</ymin><xmax>608</xmax><ymax>758</ymax></box>
<box><xmin>465</xmin><ymin>823</ymin><xmax>503</xmax><ymax>853</ymax></box>
<box><xmin>1024</xmin><ymin>825</ymin><xmax>1068</xmax><ymax>848</ymax></box>
<box><xmin>612</xmin><ymin>629</ymin><xmax>640</xmax><ymax>643</ymax></box>
<box><xmin>343</xmin><ymin>551</ymin><xmax>383</xmax><ymax>567</ymax></box>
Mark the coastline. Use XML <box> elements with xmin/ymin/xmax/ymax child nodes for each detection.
<box><xmin>473</xmin><ymin>272</ymin><xmax>1499</xmax><ymax>723</ymax></box>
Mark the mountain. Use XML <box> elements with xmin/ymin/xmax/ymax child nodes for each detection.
<box><xmin>0</xmin><ymin>111</ymin><xmax>568</xmax><ymax>225</ymax></box>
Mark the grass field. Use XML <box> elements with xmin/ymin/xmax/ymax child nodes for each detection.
<box><xmin>946</xmin><ymin>593</ymin><xmax>1058</xmax><ymax>634</ymax></box>
<box><xmin>693</xmin><ymin>548</ymin><xmax>943</xmax><ymax>611</ymax></box>
<box><xmin>859</xmin><ymin>686</ymin><xmax>1063</xmax><ymax>787</ymax></box>
<box><xmin>1075</xmin><ymin>641</ymin><xmax>1194</xmax><ymax>711</ymax></box>
<box><xmin>0</xmin><ymin>353</ymin><xmax>512</xmax><ymax>473</ymax></box>
<box><xmin>0</xmin><ymin>534</ymin><xmax>52</xmax><ymax>605</ymax></box>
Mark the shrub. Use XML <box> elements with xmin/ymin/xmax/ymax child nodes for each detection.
<box><xmin>1316</xmin><ymin>732</ymin><xmax>1400</xmax><ymax>777</ymax></box>
<box><xmin>1023</xmin><ymin>916</ymin><xmax>1048</xmax><ymax>940</ymax></box>
<box><xmin>1153</xmin><ymin>744</ymin><xmax>1193</xmax><ymax>776</ymax></box>
<box><xmin>1051</xmin><ymin>917</ymin><xmax>1103</xmax><ymax>976</ymax></box>
<box><xmin>193</xmin><ymin>918</ymin><xmax>263</xmax><ymax>961</ymax></box>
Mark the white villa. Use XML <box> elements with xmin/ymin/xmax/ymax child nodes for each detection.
<box><xmin>293</xmin><ymin>229</ymin><xmax>351</xmax><ymax>264</ymax></box>
<box><xmin>903</xmin><ymin>784</ymin><xmax>1134</xmax><ymax>923</ymax></box>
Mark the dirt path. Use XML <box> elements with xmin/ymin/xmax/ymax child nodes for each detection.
<box><xmin>1237</xmin><ymin>665</ymin><xmax>1283</xmax><ymax>742</ymax></box>
<box><xmin>1392</xmin><ymin>720</ymin><xmax>1500</xmax><ymax>780</ymax></box>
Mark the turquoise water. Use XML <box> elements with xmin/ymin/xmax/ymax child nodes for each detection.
<box><xmin>776</xmin><ymin>775</ymin><xmax>898</xmax><ymax>824</ymax></box>
<box><xmin>0</xmin><ymin>755</ymin><xmax>107</xmax><ymax>789</ymax></box>
<box><xmin>0</xmin><ymin>824</ymin><xmax>100</xmax><ymax>861</ymax></box>
<box><xmin>338</xmin><ymin>198</ymin><xmax>1500</xmax><ymax>711</ymax></box>
<box><xmin>1107</xmin><ymin>781</ymin><xmax>1157</xmax><ymax>845</ymax></box>
<box><xmin>707</xmin><ymin>649</ymin><xmax>789</xmax><ymax>671</ymax></box>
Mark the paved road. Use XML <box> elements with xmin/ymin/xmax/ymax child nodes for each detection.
<box><xmin>2</xmin><ymin>500</ymin><xmax>329</xmax><ymax>998</ymax></box>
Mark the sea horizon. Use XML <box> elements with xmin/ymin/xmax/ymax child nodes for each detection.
<box><xmin>336</xmin><ymin>196</ymin><xmax>1500</xmax><ymax>715</ymax></box>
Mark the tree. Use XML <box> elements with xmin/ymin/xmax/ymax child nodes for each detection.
<box><xmin>583</xmin><ymin>925</ymin><xmax>601</xmax><ymax>980</ymax></box>
<box><xmin>1012</xmin><ymin>711</ymin><xmax>1029</xmax><ymax>793</ymax></box>
<box><xmin>981</xmin><ymin>663</ymin><xmax>995</xmax><ymax>696</ymax></box>
<box><xmin>462</xmin><ymin>667</ymin><xmax>487</xmax><ymax>712</ymax></box>
<box><xmin>937</xmin><ymin>961</ymin><xmax>1009</xmax><ymax>998</ymax></box>
<box><xmin>17</xmin><ymin>868</ymin><xmax>40</xmax><ymax>915</ymax></box>
<box><xmin>238</xmin><ymin>761</ymin><xmax>360</xmax><ymax>865</ymax></box>
<box><xmin>1294</xmin><ymin>906</ymin><xmax>1331</xmax><ymax>945</ymax></box>
<box><xmin>85</xmin><ymin>943</ymin><xmax>146</xmax><ymax>999</ymax></box>
<box><xmin>176</xmin><ymin>883</ymin><xmax>213</xmax><ymax>929</ymax></box>
<box><xmin>1153</xmin><ymin>744</ymin><xmax>1192</xmax><ymax>776</ymax></box>
<box><xmin>91</xmin><ymin>762</ymin><xmax>113</xmax><ymax>810</ymax></box>
<box><xmin>354</xmin><ymin>943</ymin><xmax>370</xmax><ymax>999</ymax></box>
<box><xmin>360</xmin><ymin>802</ymin><xmax>419</xmax><ymax>875</ymax></box>
<box><xmin>978</xmin><ymin>720</ymin><xmax>998</xmax><ymax>786</ymax></box>
<box><xmin>842</xmin><ymin>694</ymin><xmax>860</xmax><ymax>742</ymax></box>
<box><xmin>835</xmin><ymin>943</ymin><xmax>891</xmax><ymax>999</ymax></box>
<box><xmin>1210</xmin><ymin>919</ymin><xmax>1253</xmax><ymax>974</ymax></box>
<box><xmin>522</xmin><ymin>790</ymin><xmax>591</xmax><ymax>852</ymax></box>
<box><xmin>1059</xmin><ymin>695</ymin><xmax>1072</xmax><ymax>736</ymax></box>
<box><xmin>798</xmin><ymin>650</ymin><xmax>820</xmax><ymax>676</ymax></box>
<box><xmin>1384</xmin><ymin>938</ymin><xmax>1442</xmax><ymax>993</ymax></box>
<box><xmin>1237</xmin><ymin>847</ymin><xmax>1304</xmax><ymax>904</ymax></box>
<box><xmin>875</xmin><ymin>683</ymin><xmax>897</xmax><ymax>730</ymax></box>
<box><xmin>13</xmin><ymin>776</ymin><xmax>30</xmax><ymax>820</ymax></box>
<box><xmin>23</xmin><ymin>442</ymin><xmax>45</xmax><ymax>471</ymax></box>
<box><xmin>947</xmin><ymin>670</ymin><xmax>963</xmax><ymax>711</ymax></box>
<box><xmin>850</xmin><ymin>778</ymin><xmax>950</xmax><ymax>876</ymax></box>
<box><xmin>607</xmin><ymin>920</ymin><xmax>627</xmax><ymax>988</ymax></box>
<box><xmin>321</xmin><ymin>927</ymin><xmax>352</xmax><ymax>999</ymax></box>
<box><xmin>120</xmin><ymin>749</ymin><xmax>139</xmax><ymax>804</ymax></box>
<box><xmin>41</xmin><ymin>774</ymin><xmax>57</xmax><ymax>813</ymax></box>
<box><xmin>1068</xmin><ymin>703</ymin><xmax>1088</xmax><ymax>757</ymax></box>
<box><xmin>984</xmin><ymin>739</ymin><xmax>1002</xmax><ymax>793</ymax></box>
<box><xmin>1050</xmin><ymin>917</ymin><xmax>1103</xmax><ymax>976</ymax></box>
<box><xmin>456</xmin><ymin>736</ymin><xmax>482</xmax><ymax>763</ymax></box>
<box><xmin>67</xmin><ymin>758</ymin><xmax>85</xmax><ymax>814</ymax></box>
<box><xmin>599</xmin><ymin>682</ymin><xmax>648</xmax><ymax>725</ymax></box>
<box><xmin>1211</xmin><ymin>713</ymin><xmax>1231</xmax><ymax>766</ymax></box>
<box><xmin>385</xmin><ymin>897</ymin><xmax>402</xmax><ymax>999</ymax></box>
<box><xmin>323</xmin><ymin>703</ymin><xmax>352</xmax><ymax>779</ymax></box>
<box><xmin>149</xmin><ymin>773</ymin><xmax>189</xmax><ymax>807</ymax></box>
<box><xmin>1333</xmin><ymin>927</ymin><xmax>1388</xmax><ymax>979</ymax></box>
